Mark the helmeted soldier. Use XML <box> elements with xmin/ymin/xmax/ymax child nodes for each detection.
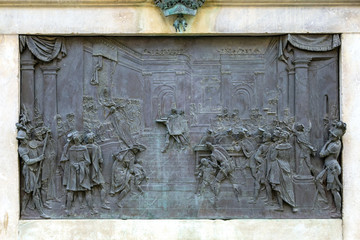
<box><xmin>206</xmin><ymin>142</ymin><xmax>240</xmax><ymax>203</ymax></box>
<box><xmin>17</xmin><ymin>129</ymin><xmax>50</xmax><ymax>219</ymax></box>
<box><xmin>196</xmin><ymin>158</ymin><xmax>217</xmax><ymax>195</ymax></box>
<box><xmin>316</xmin><ymin>121</ymin><xmax>346</xmax><ymax>218</ymax></box>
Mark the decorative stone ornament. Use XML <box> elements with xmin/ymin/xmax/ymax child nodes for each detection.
<box><xmin>154</xmin><ymin>0</ymin><xmax>205</xmax><ymax>32</ymax></box>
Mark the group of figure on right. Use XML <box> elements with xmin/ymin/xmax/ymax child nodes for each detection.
<box><xmin>196</xmin><ymin>119</ymin><xmax>346</xmax><ymax>218</ymax></box>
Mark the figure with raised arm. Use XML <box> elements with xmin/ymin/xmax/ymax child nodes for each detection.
<box><xmin>315</xmin><ymin>121</ymin><xmax>346</xmax><ymax>218</ymax></box>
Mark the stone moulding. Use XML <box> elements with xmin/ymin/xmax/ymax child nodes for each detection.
<box><xmin>0</xmin><ymin>0</ymin><xmax>359</xmax><ymax>7</ymax></box>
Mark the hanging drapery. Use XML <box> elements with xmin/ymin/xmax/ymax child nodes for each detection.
<box><xmin>279</xmin><ymin>34</ymin><xmax>341</xmax><ymax>60</ymax></box>
<box><xmin>20</xmin><ymin>36</ymin><xmax>67</xmax><ymax>62</ymax></box>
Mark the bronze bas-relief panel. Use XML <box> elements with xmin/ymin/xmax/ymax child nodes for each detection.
<box><xmin>18</xmin><ymin>36</ymin><xmax>343</xmax><ymax>219</ymax></box>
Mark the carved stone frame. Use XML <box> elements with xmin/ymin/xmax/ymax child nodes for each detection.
<box><xmin>0</xmin><ymin>1</ymin><xmax>360</xmax><ymax>240</ymax></box>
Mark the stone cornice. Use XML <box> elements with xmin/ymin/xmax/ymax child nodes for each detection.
<box><xmin>0</xmin><ymin>0</ymin><xmax>359</xmax><ymax>7</ymax></box>
<box><xmin>207</xmin><ymin>0</ymin><xmax>360</xmax><ymax>7</ymax></box>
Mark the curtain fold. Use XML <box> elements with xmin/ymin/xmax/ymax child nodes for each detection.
<box><xmin>279</xmin><ymin>34</ymin><xmax>341</xmax><ymax>60</ymax></box>
<box><xmin>20</xmin><ymin>36</ymin><xmax>67</xmax><ymax>62</ymax></box>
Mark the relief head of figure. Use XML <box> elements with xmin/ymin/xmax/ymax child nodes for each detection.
<box><xmin>84</xmin><ymin>132</ymin><xmax>96</xmax><ymax>144</ymax></box>
<box><xmin>72</xmin><ymin>132</ymin><xmax>82</xmax><ymax>145</ymax></box>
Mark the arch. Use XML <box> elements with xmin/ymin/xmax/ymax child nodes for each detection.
<box><xmin>153</xmin><ymin>85</ymin><xmax>176</xmax><ymax>118</ymax></box>
<box><xmin>232</xmin><ymin>87</ymin><xmax>252</xmax><ymax>117</ymax></box>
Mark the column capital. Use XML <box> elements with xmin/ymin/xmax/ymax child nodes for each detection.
<box><xmin>142</xmin><ymin>71</ymin><xmax>152</xmax><ymax>76</ymax></box>
<box><xmin>293</xmin><ymin>58</ymin><xmax>311</xmax><ymax>68</ymax></box>
<box><xmin>221</xmin><ymin>71</ymin><xmax>232</xmax><ymax>75</ymax></box>
<box><xmin>40</xmin><ymin>65</ymin><xmax>60</xmax><ymax>75</ymax></box>
<box><xmin>175</xmin><ymin>71</ymin><xmax>186</xmax><ymax>75</ymax></box>
<box><xmin>286</xmin><ymin>66</ymin><xmax>295</xmax><ymax>74</ymax></box>
<box><xmin>20</xmin><ymin>59</ymin><xmax>37</xmax><ymax>70</ymax></box>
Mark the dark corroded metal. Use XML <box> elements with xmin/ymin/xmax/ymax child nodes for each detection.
<box><xmin>18</xmin><ymin>35</ymin><xmax>343</xmax><ymax>219</ymax></box>
<box><xmin>154</xmin><ymin>0</ymin><xmax>205</xmax><ymax>32</ymax></box>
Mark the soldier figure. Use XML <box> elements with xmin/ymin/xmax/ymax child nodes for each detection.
<box><xmin>196</xmin><ymin>158</ymin><xmax>217</xmax><ymax>195</ymax></box>
<box><xmin>316</xmin><ymin>121</ymin><xmax>346</xmax><ymax>218</ymax></box>
<box><xmin>206</xmin><ymin>142</ymin><xmax>241</xmax><ymax>203</ymax></box>
<box><xmin>17</xmin><ymin>129</ymin><xmax>50</xmax><ymax>219</ymax></box>
<box><xmin>31</xmin><ymin>126</ymin><xmax>58</xmax><ymax>208</ymax></box>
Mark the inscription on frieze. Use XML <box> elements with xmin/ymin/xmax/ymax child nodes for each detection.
<box><xmin>17</xmin><ymin>35</ymin><xmax>344</xmax><ymax>219</ymax></box>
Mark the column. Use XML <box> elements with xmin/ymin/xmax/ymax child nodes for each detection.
<box><xmin>293</xmin><ymin>58</ymin><xmax>311</xmax><ymax>125</ymax></box>
<box><xmin>341</xmin><ymin>34</ymin><xmax>360</xmax><ymax>240</ymax></box>
<box><xmin>292</xmin><ymin>57</ymin><xmax>316</xmax><ymax>208</ymax></box>
<box><xmin>142</xmin><ymin>71</ymin><xmax>152</xmax><ymax>130</ymax></box>
<box><xmin>175</xmin><ymin>71</ymin><xmax>187</xmax><ymax>111</ymax></box>
<box><xmin>287</xmin><ymin>66</ymin><xmax>295</xmax><ymax>115</ymax></box>
<box><xmin>221</xmin><ymin>70</ymin><xmax>231</xmax><ymax>109</ymax></box>
<box><xmin>20</xmin><ymin>48</ymin><xmax>37</xmax><ymax>120</ymax></box>
<box><xmin>41</xmin><ymin>64</ymin><xmax>59</xmax><ymax>134</ymax></box>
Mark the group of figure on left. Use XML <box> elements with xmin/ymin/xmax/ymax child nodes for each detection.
<box><xmin>60</xmin><ymin>131</ymin><xmax>110</xmax><ymax>216</ymax></box>
<box><xmin>16</xmin><ymin>107</ymin><xmax>58</xmax><ymax>219</ymax></box>
<box><xmin>16</xmin><ymin>107</ymin><xmax>111</xmax><ymax>218</ymax></box>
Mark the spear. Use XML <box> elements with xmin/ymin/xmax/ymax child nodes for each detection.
<box><xmin>34</xmin><ymin>131</ymin><xmax>49</xmax><ymax>195</ymax></box>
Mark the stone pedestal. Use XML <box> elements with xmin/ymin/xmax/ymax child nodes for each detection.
<box><xmin>0</xmin><ymin>4</ymin><xmax>359</xmax><ymax>240</ymax></box>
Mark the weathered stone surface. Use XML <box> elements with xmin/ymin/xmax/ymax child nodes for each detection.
<box><xmin>341</xmin><ymin>34</ymin><xmax>360</xmax><ymax>240</ymax></box>
<box><xmin>0</xmin><ymin>35</ymin><xmax>20</xmax><ymax>240</ymax></box>
<box><xmin>0</xmin><ymin>7</ymin><xmax>358</xmax><ymax>34</ymax></box>
<box><xmin>0</xmin><ymin>3</ymin><xmax>358</xmax><ymax>240</ymax></box>
<box><xmin>19</xmin><ymin>219</ymin><xmax>342</xmax><ymax>240</ymax></box>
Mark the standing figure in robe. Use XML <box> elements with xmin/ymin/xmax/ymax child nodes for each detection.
<box><xmin>293</xmin><ymin>122</ymin><xmax>317</xmax><ymax>176</ymax></box>
<box><xmin>157</xmin><ymin>108</ymin><xmax>189</xmax><ymax>153</ymax></box>
<box><xmin>250</xmin><ymin>130</ymin><xmax>273</xmax><ymax>204</ymax></box>
<box><xmin>85</xmin><ymin>132</ymin><xmax>110</xmax><ymax>210</ymax></box>
<box><xmin>268</xmin><ymin>130</ymin><xmax>297</xmax><ymax>212</ymax></box>
<box><xmin>61</xmin><ymin>132</ymin><xmax>95</xmax><ymax>215</ymax></box>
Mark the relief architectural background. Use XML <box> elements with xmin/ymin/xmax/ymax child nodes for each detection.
<box><xmin>18</xmin><ymin>35</ymin><xmax>343</xmax><ymax>219</ymax></box>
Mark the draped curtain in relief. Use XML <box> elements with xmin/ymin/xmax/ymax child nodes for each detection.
<box><xmin>279</xmin><ymin>34</ymin><xmax>341</xmax><ymax>58</ymax></box>
<box><xmin>20</xmin><ymin>36</ymin><xmax>67</xmax><ymax>62</ymax></box>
